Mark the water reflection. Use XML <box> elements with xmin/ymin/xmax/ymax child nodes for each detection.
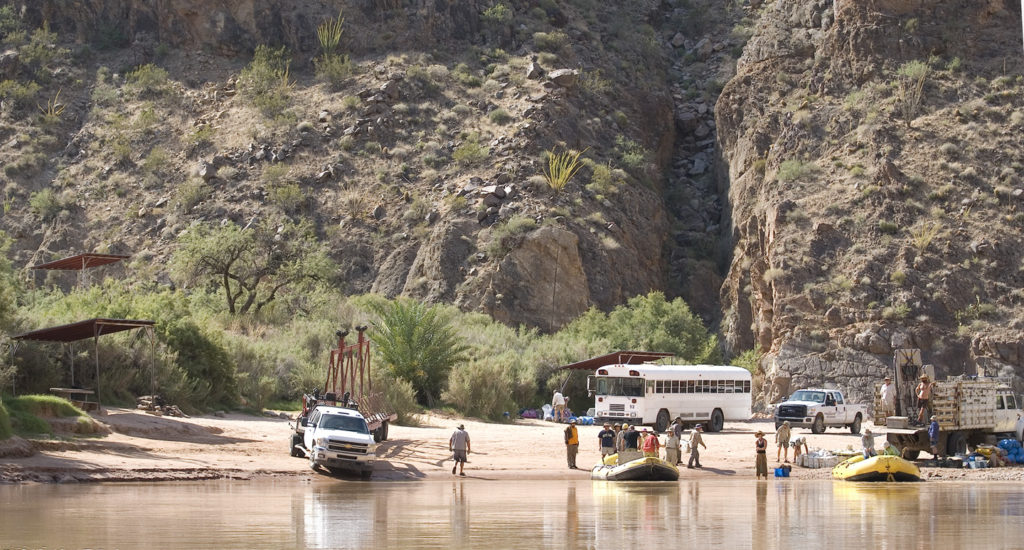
<box><xmin>1</xmin><ymin>480</ymin><xmax>1023</xmax><ymax>549</ymax></box>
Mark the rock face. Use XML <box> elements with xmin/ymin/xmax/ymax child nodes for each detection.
<box><xmin>20</xmin><ymin>0</ymin><xmax>482</xmax><ymax>56</ymax></box>
<box><xmin>479</xmin><ymin>226</ymin><xmax>590</xmax><ymax>330</ymax></box>
<box><xmin>716</xmin><ymin>0</ymin><xmax>1024</xmax><ymax>408</ymax></box>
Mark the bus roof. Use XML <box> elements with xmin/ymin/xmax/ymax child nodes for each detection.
<box><xmin>596</xmin><ymin>364</ymin><xmax>751</xmax><ymax>377</ymax></box>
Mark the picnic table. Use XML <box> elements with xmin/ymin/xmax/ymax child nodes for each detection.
<box><xmin>49</xmin><ymin>387</ymin><xmax>99</xmax><ymax>411</ymax></box>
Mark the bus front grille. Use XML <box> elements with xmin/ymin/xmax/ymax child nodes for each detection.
<box><xmin>609</xmin><ymin>404</ymin><xmax>625</xmax><ymax>412</ymax></box>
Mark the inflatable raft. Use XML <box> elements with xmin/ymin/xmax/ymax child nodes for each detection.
<box><xmin>591</xmin><ymin>452</ymin><xmax>680</xmax><ymax>481</ymax></box>
<box><xmin>831</xmin><ymin>454</ymin><xmax>921</xmax><ymax>482</ymax></box>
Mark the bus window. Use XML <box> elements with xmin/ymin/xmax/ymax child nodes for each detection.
<box><xmin>996</xmin><ymin>395</ymin><xmax>1005</xmax><ymax>410</ymax></box>
<box><xmin>710</xmin><ymin>380</ymin><xmax>719</xmax><ymax>394</ymax></box>
<box><xmin>701</xmin><ymin>380</ymin><xmax>710</xmax><ymax>393</ymax></box>
<box><xmin>744</xmin><ymin>381</ymin><xmax>751</xmax><ymax>393</ymax></box>
<box><xmin>734</xmin><ymin>380</ymin><xmax>744</xmax><ymax>393</ymax></box>
<box><xmin>1005</xmin><ymin>395</ymin><xmax>1017</xmax><ymax>409</ymax></box>
<box><xmin>686</xmin><ymin>380</ymin><xmax>694</xmax><ymax>393</ymax></box>
<box><xmin>671</xmin><ymin>380</ymin><xmax>680</xmax><ymax>393</ymax></box>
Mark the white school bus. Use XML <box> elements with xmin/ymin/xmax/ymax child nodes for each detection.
<box><xmin>587</xmin><ymin>364</ymin><xmax>752</xmax><ymax>432</ymax></box>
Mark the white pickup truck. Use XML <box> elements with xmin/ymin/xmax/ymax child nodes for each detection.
<box><xmin>774</xmin><ymin>389</ymin><xmax>868</xmax><ymax>434</ymax></box>
<box><xmin>302</xmin><ymin>405</ymin><xmax>377</xmax><ymax>479</ymax></box>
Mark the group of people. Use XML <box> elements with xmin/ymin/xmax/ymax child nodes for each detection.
<box><xmin>589</xmin><ymin>418</ymin><xmax>707</xmax><ymax>469</ymax></box>
<box><xmin>878</xmin><ymin>373</ymin><xmax>936</xmax><ymax>426</ymax></box>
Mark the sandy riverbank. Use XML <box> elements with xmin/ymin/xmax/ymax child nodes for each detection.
<box><xmin>2</xmin><ymin>408</ymin><xmax>1023</xmax><ymax>483</ymax></box>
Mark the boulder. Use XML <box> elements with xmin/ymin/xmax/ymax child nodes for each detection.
<box><xmin>548</xmin><ymin>69</ymin><xmax>579</xmax><ymax>88</ymax></box>
<box><xmin>526</xmin><ymin>61</ymin><xmax>544</xmax><ymax>79</ymax></box>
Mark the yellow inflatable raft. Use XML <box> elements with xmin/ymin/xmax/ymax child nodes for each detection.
<box><xmin>591</xmin><ymin>452</ymin><xmax>679</xmax><ymax>481</ymax></box>
<box><xmin>832</xmin><ymin>454</ymin><xmax>921</xmax><ymax>482</ymax></box>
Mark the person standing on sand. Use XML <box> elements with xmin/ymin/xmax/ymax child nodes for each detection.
<box><xmin>687</xmin><ymin>425</ymin><xmax>706</xmax><ymax>469</ymax></box>
<box><xmin>641</xmin><ymin>428</ymin><xmax>661</xmax><ymax>458</ymax></box>
<box><xmin>564</xmin><ymin>418</ymin><xmax>579</xmax><ymax>469</ymax></box>
<box><xmin>879</xmin><ymin>375</ymin><xmax>895</xmax><ymax>420</ymax></box>
<box><xmin>928</xmin><ymin>415</ymin><xmax>941</xmax><ymax>458</ymax></box>
<box><xmin>613</xmin><ymin>422</ymin><xmax>624</xmax><ymax>452</ymax></box>
<box><xmin>665</xmin><ymin>427</ymin><xmax>680</xmax><ymax>465</ymax></box>
<box><xmin>450</xmin><ymin>424</ymin><xmax>471</xmax><ymax>476</ymax></box>
<box><xmin>552</xmin><ymin>390</ymin><xmax>566</xmax><ymax>422</ymax></box>
<box><xmin>775</xmin><ymin>420</ymin><xmax>791</xmax><ymax>463</ymax></box>
<box><xmin>755</xmin><ymin>430</ymin><xmax>768</xmax><ymax>479</ymax></box>
<box><xmin>598</xmin><ymin>422</ymin><xmax>616</xmax><ymax>459</ymax></box>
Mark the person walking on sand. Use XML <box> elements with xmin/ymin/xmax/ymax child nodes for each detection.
<box><xmin>598</xmin><ymin>422</ymin><xmax>616</xmax><ymax>460</ymax></box>
<box><xmin>755</xmin><ymin>430</ymin><xmax>768</xmax><ymax>479</ymax></box>
<box><xmin>564</xmin><ymin>418</ymin><xmax>579</xmax><ymax>469</ymax></box>
<box><xmin>641</xmin><ymin>428</ymin><xmax>661</xmax><ymax>458</ymax></box>
<box><xmin>687</xmin><ymin>425</ymin><xmax>706</xmax><ymax>469</ymax></box>
<box><xmin>665</xmin><ymin>426</ymin><xmax>680</xmax><ymax>465</ymax></box>
<box><xmin>879</xmin><ymin>375</ymin><xmax>895</xmax><ymax>421</ymax></box>
<box><xmin>775</xmin><ymin>420</ymin><xmax>791</xmax><ymax>463</ymax></box>
<box><xmin>552</xmin><ymin>390</ymin><xmax>566</xmax><ymax>422</ymax></box>
<box><xmin>449</xmin><ymin>424</ymin><xmax>471</xmax><ymax>476</ymax></box>
<box><xmin>916</xmin><ymin>375</ymin><xmax>933</xmax><ymax>425</ymax></box>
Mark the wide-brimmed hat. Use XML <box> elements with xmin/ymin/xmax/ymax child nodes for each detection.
<box><xmin>603</xmin><ymin>422</ymin><xmax>611</xmax><ymax>427</ymax></box>
<box><xmin>782</xmin><ymin>420</ymin><xmax>790</xmax><ymax>426</ymax></box>
<box><xmin>569</xmin><ymin>418</ymin><xmax>577</xmax><ymax>424</ymax></box>
<box><xmin>755</xmin><ymin>430</ymin><xmax>765</xmax><ymax>436</ymax></box>
<box><xmin>920</xmin><ymin>374</ymin><xmax>929</xmax><ymax>379</ymax></box>
<box><xmin>884</xmin><ymin>376</ymin><xmax>891</xmax><ymax>380</ymax></box>
<box><xmin>930</xmin><ymin>415</ymin><xmax>937</xmax><ymax>421</ymax></box>
<box><xmin>613</xmin><ymin>422</ymin><xmax>621</xmax><ymax>427</ymax></box>
<box><xmin>864</xmin><ymin>429</ymin><xmax>872</xmax><ymax>435</ymax></box>
<box><xmin>458</xmin><ymin>424</ymin><xmax>464</xmax><ymax>429</ymax></box>
<box><xmin>695</xmin><ymin>424</ymin><xmax>703</xmax><ymax>431</ymax></box>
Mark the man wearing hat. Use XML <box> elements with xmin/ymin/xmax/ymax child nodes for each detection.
<box><xmin>862</xmin><ymin>428</ymin><xmax>877</xmax><ymax>459</ymax></box>
<box><xmin>879</xmin><ymin>375</ymin><xmax>895</xmax><ymax>423</ymax></box>
<box><xmin>916</xmin><ymin>374</ymin><xmax>933</xmax><ymax>425</ymax></box>
<box><xmin>613</xmin><ymin>422</ymin><xmax>625</xmax><ymax>452</ymax></box>
<box><xmin>687</xmin><ymin>424</ymin><xmax>706</xmax><ymax>469</ymax></box>
<box><xmin>598</xmin><ymin>422</ymin><xmax>616</xmax><ymax>460</ymax></box>
<box><xmin>449</xmin><ymin>424</ymin><xmax>471</xmax><ymax>476</ymax></box>
<box><xmin>564</xmin><ymin>418</ymin><xmax>579</xmax><ymax>469</ymax></box>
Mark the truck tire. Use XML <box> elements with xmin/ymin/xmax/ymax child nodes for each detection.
<box><xmin>849</xmin><ymin>415</ymin><xmax>862</xmax><ymax>435</ymax></box>
<box><xmin>360</xmin><ymin>470</ymin><xmax>373</xmax><ymax>480</ymax></box>
<box><xmin>290</xmin><ymin>433</ymin><xmax>303</xmax><ymax>457</ymax></box>
<box><xmin>708</xmin><ymin>409</ymin><xmax>724</xmax><ymax>432</ymax></box>
<box><xmin>309</xmin><ymin>453</ymin><xmax>320</xmax><ymax>473</ymax></box>
<box><xmin>902</xmin><ymin>449</ymin><xmax>920</xmax><ymax>460</ymax></box>
<box><xmin>379</xmin><ymin>421</ymin><xmax>389</xmax><ymax>442</ymax></box>
<box><xmin>946</xmin><ymin>431</ymin><xmax>967</xmax><ymax>456</ymax></box>
<box><xmin>811</xmin><ymin>414</ymin><xmax>825</xmax><ymax>434</ymax></box>
<box><xmin>655</xmin><ymin>410</ymin><xmax>670</xmax><ymax>432</ymax></box>
<box><xmin>373</xmin><ymin>425</ymin><xmax>383</xmax><ymax>443</ymax></box>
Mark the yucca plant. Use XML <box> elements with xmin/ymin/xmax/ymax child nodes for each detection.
<box><xmin>543</xmin><ymin>148</ymin><xmax>586</xmax><ymax>193</ymax></box>
<box><xmin>317</xmin><ymin>11</ymin><xmax>344</xmax><ymax>58</ymax></box>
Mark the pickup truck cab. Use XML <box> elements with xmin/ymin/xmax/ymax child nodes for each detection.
<box><xmin>774</xmin><ymin>389</ymin><xmax>867</xmax><ymax>434</ymax></box>
<box><xmin>303</xmin><ymin>406</ymin><xmax>377</xmax><ymax>479</ymax></box>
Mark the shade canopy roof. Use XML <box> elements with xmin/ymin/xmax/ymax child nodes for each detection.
<box><xmin>559</xmin><ymin>351</ymin><xmax>675</xmax><ymax>370</ymax></box>
<box><xmin>30</xmin><ymin>253</ymin><xmax>129</xmax><ymax>271</ymax></box>
<box><xmin>12</xmin><ymin>318</ymin><xmax>155</xmax><ymax>343</ymax></box>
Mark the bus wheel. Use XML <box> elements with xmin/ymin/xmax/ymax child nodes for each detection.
<box><xmin>655</xmin><ymin>410</ymin><xmax>670</xmax><ymax>432</ymax></box>
<box><xmin>708</xmin><ymin>409</ymin><xmax>724</xmax><ymax>432</ymax></box>
<box><xmin>946</xmin><ymin>431</ymin><xmax>967</xmax><ymax>456</ymax></box>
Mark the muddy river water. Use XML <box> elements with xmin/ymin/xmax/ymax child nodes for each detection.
<box><xmin>2</xmin><ymin>479</ymin><xmax>1023</xmax><ymax>549</ymax></box>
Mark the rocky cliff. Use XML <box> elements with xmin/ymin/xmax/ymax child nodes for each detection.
<box><xmin>717</xmin><ymin>0</ymin><xmax>1024</xmax><ymax>406</ymax></box>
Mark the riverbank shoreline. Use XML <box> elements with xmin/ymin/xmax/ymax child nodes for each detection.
<box><xmin>3</xmin><ymin>408</ymin><xmax>1024</xmax><ymax>483</ymax></box>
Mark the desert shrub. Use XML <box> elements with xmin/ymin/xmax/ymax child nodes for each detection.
<box><xmin>731</xmin><ymin>347</ymin><xmax>763</xmax><ymax>375</ymax></box>
<box><xmin>614</xmin><ymin>135</ymin><xmax>650</xmax><ymax>174</ymax></box>
<box><xmin>269</xmin><ymin>182</ymin><xmax>305</xmax><ymax>213</ymax></box>
<box><xmin>777</xmin><ymin>159</ymin><xmax>817</xmax><ymax>182</ymax></box>
<box><xmin>533</xmin><ymin>31</ymin><xmax>567</xmax><ymax>52</ymax></box>
<box><xmin>486</xmin><ymin>216</ymin><xmax>537</xmax><ymax>257</ymax></box>
<box><xmin>0</xmin><ymin>6</ymin><xmax>21</xmax><ymax>40</ymax></box>
<box><xmin>187</xmin><ymin>125</ymin><xmax>215</xmax><ymax>148</ymax></box>
<box><xmin>28</xmin><ymin>188</ymin><xmax>65</xmax><ymax>220</ymax></box>
<box><xmin>141</xmin><ymin>147</ymin><xmax>169</xmax><ymax>176</ymax></box>
<box><xmin>373</xmin><ymin>372</ymin><xmax>421</xmax><ymax>425</ymax></box>
<box><xmin>488</xmin><ymin>108</ymin><xmax>513</xmax><ymax>125</ymax></box>
<box><xmin>238</xmin><ymin>45</ymin><xmax>293</xmax><ymax>117</ymax></box>
<box><xmin>564</xmin><ymin>292</ymin><xmax>721</xmax><ymax>364</ymax></box>
<box><xmin>453</xmin><ymin>134</ymin><xmax>488</xmax><ymax>165</ymax></box>
<box><xmin>315</xmin><ymin>55</ymin><xmax>353</xmax><ymax>90</ymax></box>
<box><xmin>895</xmin><ymin>59</ymin><xmax>929</xmax><ymax>126</ymax></box>
<box><xmin>586</xmin><ymin>163</ymin><xmax>625</xmax><ymax>197</ymax></box>
<box><xmin>882</xmin><ymin>303</ymin><xmax>909</xmax><ymax>320</ymax></box>
<box><xmin>452</xmin><ymin>63</ymin><xmax>482</xmax><ymax>87</ymax></box>
<box><xmin>126</xmin><ymin>63</ymin><xmax>170</xmax><ymax>97</ymax></box>
<box><xmin>0</xmin><ymin>79</ymin><xmax>41</xmax><ymax>114</ymax></box>
<box><xmin>878</xmin><ymin>220</ymin><xmax>899</xmax><ymax>234</ymax></box>
<box><xmin>442</xmin><ymin>359</ymin><xmax>515</xmax><ymax>420</ymax></box>
<box><xmin>542</xmin><ymin>148</ymin><xmax>585</xmax><ymax>193</ymax></box>
<box><xmin>175</xmin><ymin>178</ymin><xmax>208</xmax><ymax>211</ymax></box>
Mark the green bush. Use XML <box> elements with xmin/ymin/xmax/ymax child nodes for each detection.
<box><xmin>443</xmin><ymin>359</ymin><xmax>515</xmax><ymax>420</ymax></box>
<box><xmin>777</xmin><ymin>159</ymin><xmax>818</xmax><ymax>182</ymax></box>
<box><xmin>373</xmin><ymin>373</ymin><xmax>421</xmax><ymax>425</ymax></box>
<box><xmin>315</xmin><ymin>54</ymin><xmax>353</xmax><ymax>90</ymax></box>
<box><xmin>126</xmin><ymin>64</ymin><xmax>170</xmax><ymax>97</ymax></box>
<box><xmin>0</xmin><ymin>79</ymin><xmax>41</xmax><ymax>114</ymax></box>
<box><xmin>28</xmin><ymin>188</ymin><xmax>64</xmax><ymax>221</ymax></box>
<box><xmin>614</xmin><ymin>135</ymin><xmax>650</xmax><ymax>174</ymax></box>
<box><xmin>486</xmin><ymin>216</ymin><xmax>537</xmax><ymax>258</ymax></box>
<box><xmin>6</xmin><ymin>394</ymin><xmax>85</xmax><ymax>418</ymax></box>
<box><xmin>0</xmin><ymin>401</ymin><xmax>10</xmax><ymax>439</ymax></box>
<box><xmin>488</xmin><ymin>108</ymin><xmax>513</xmax><ymax>125</ymax></box>
<box><xmin>533</xmin><ymin>31</ymin><xmax>568</xmax><ymax>52</ymax></box>
<box><xmin>239</xmin><ymin>45</ymin><xmax>293</xmax><ymax>117</ymax></box>
<box><xmin>453</xmin><ymin>134</ymin><xmax>488</xmax><ymax>165</ymax></box>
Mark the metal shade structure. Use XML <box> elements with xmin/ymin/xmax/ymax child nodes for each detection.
<box><xmin>30</xmin><ymin>253</ymin><xmax>130</xmax><ymax>288</ymax></box>
<box><xmin>12</xmin><ymin>318</ymin><xmax>156</xmax><ymax>407</ymax></box>
<box><xmin>558</xmin><ymin>351</ymin><xmax>675</xmax><ymax>371</ymax></box>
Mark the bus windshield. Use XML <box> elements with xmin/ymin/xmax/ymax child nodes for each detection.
<box><xmin>595</xmin><ymin>377</ymin><xmax>645</xmax><ymax>397</ymax></box>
